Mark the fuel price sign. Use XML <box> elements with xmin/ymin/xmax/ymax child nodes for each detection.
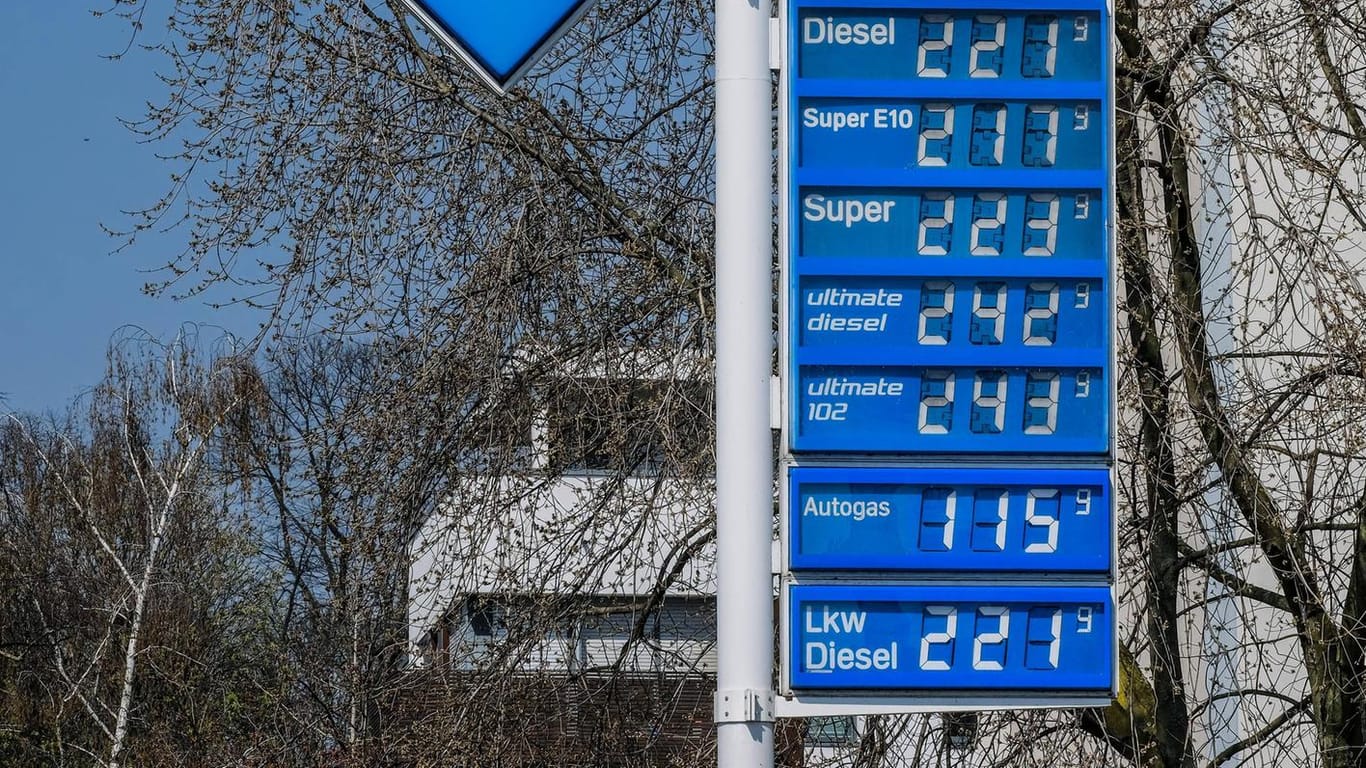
<box><xmin>789</xmin><ymin>466</ymin><xmax>1111</xmax><ymax>572</ymax></box>
<box><xmin>777</xmin><ymin>0</ymin><xmax>1116</xmax><ymax>713</ymax></box>
<box><xmin>786</xmin><ymin>1</ymin><xmax>1113</xmax><ymax>456</ymax></box>
<box><xmin>788</xmin><ymin>584</ymin><xmax>1112</xmax><ymax>692</ymax></box>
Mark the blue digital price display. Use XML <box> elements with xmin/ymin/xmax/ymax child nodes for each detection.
<box><xmin>789</xmin><ymin>584</ymin><xmax>1113</xmax><ymax>691</ymax></box>
<box><xmin>797</xmin><ymin>365</ymin><xmax>1105</xmax><ymax>453</ymax></box>
<box><xmin>778</xmin><ymin>0</ymin><xmax>1115</xmax><ymax>711</ymax></box>
<box><xmin>799</xmin><ymin>277</ymin><xmax>1106</xmax><ymax>351</ymax></box>
<box><xmin>786</xmin><ymin>1</ymin><xmax>1113</xmax><ymax>456</ymax></box>
<box><xmin>789</xmin><ymin>466</ymin><xmax>1110</xmax><ymax>571</ymax></box>
<box><xmin>800</xmin><ymin>100</ymin><xmax>1102</xmax><ymax>170</ymax></box>
<box><xmin>799</xmin><ymin>188</ymin><xmax>1102</xmax><ymax>259</ymax></box>
<box><xmin>797</xmin><ymin>10</ymin><xmax>1104</xmax><ymax>81</ymax></box>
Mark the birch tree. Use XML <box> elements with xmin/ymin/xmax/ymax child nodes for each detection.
<box><xmin>0</xmin><ymin>336</ymin><xmax>259</xmax><ymax>766</ymax></box>
<box><xmin>85</xmin><ymin>0</ymin><xmax>1366</xmax><ymax>766</ymax></box>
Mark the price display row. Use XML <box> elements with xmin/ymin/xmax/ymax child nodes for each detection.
<box><xmin>796</xmin><ymin>365</ymin><xmax>1104</xmax><ymax>453</ymax></box>
<box><xmin>787</xmin><ymin>584</ymin><xmax>1112</xmax><ymax>691</ymax></box>
<box><xmin>788</xmin><ymin>466</ymin><xmax>1109</xmax><ymax>571</ymax></box>
<box><xmin>799</xmin><ymin>99</ymin><xmax>1102</xmax><ymax>171</ymax></box>
<box><xmin>798</xmin><ymin>276</ymin><xmax>1105</xmax><ymax>352</ymax></box>
<box><xmin>799</xmin><ymin>188</ymin><xmax>1102</xmax><ymax>260</ymax></box>
<box><xmin>797</xmin><ymin>9</ymin><xmax>1104</xmax><ymax>82</ymax></box>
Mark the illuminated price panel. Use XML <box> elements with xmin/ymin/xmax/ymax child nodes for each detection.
<box><xmin>789</xmin><ymin>466</ymin><xmax>1110</xmax><ymax>571</ymax></box>
<box><xmin>798</xmin><ymin>365</ymin><xmax>1103</xmax><ymax>452</ymax></box>
<box><xmin>777</xmin><ymin>0</ymin><xmax>1116</xmax><ymax>711</ymax></box>
<box><xmin>788</xmin><ymin>584</ymin><xmax>1113</xmax><ymax>691</ymax></box>
<box><xmin>799</xmin><ymin>188</ymin><xmax>1102</xmax><ymax>258</ymax></box>
<box><xmin>786</xmin><ymin>1</ymin><xmax>1113</xmax><ymax>455</ymax></box>
<box><xmin>800</xmin><ymin>100</ymin><xmax>1102</xmax><ymax>170</ymax></box>
<box><xmin>797</xmin><ymin>10</ymin><xmax>1103</xmax><ymax>82</ymax></box>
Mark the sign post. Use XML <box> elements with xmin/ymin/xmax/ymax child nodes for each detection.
<box><xmin>777</xmin><ymin>0</ymin><xmax>1117</xmax><ymax>715</ymax></box>
<box><xmin>713</xmin><ymin>1</ymin><xmax>778</xmax><ymax>767</ymax></box>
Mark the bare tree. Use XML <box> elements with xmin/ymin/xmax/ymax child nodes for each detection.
<box><xmin>96</xmin><ymin>1</ymin><xmax>722</xmax><ymax>764</ymax></box>
<box><xmin>210</xmin><ymin>339</ymin><xmax>424</xmax><ymax>763</ymax></box>
<box><xmin>76</xmin><ymin>0</ymin><xmax>1366</xmax><ymax>767</ymax></box>
<box><xmin>1081</xmin><ymin>2</ymin><xmax>1366</xmax><ymax>767</ymax></box>
<box><xmin>0</xmin><ymin>335</ymin><xmax>260</xmax><ymax>766</ymax></box>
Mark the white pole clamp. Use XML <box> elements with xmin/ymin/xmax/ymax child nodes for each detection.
<box><xmin>715</xmin><ymin>688</ymin><xmax>777</xmax><ymax>724</ymax></box>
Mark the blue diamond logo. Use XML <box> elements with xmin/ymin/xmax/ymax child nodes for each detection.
<box><xmin>401</xmin><ymin>0</ymin><xmax>596</xmax><ymax>93</ymax></box>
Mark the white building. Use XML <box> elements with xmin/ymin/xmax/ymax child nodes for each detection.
<box><xmin>403</xmin><ymin>348</ymin><xmax>738</xmax><ymax>764</ymax></box>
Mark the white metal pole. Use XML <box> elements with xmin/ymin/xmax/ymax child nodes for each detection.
<box><xmin>713</xmin><ymin>0</ymin><xmax>776</xmax><ymax>766</ymax></box>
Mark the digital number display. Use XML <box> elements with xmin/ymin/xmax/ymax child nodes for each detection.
<box><xmin>800</xmin><ymin>99</ymin><xmax>1101</xmax><ymax>171</ymax></box>
<box><xmin>799</xmin><ymin>188</ymin><xmax>1101</xmax><ymax>260</ymax></box>
<box><xmin>789</xmin><ymin>585</ymin><xmax>1112</xmax><ymax>691</ymax></box>
<box><xmin>789</xmin><ymin>466</ymin><xmax>1110</xmax><ymax>570</ymax></box>
<box><xmin>797</xmin><ymin>10</ymin><xmax>1103</xmax><ymax>81</ymax></box>
<box><xmin>786</xmin><ymin>3</ymin><xmax>1111</xmax><ymax>456</ymax></box>
<box><xmin>797</xmin><ymin>365</ymin><xmax>1105</xmax><ymax>453</ymax></box>
<box><xmin>779</xmin><ymin>0</ymin><xmax>1115</xmax><ymax>707</ymax></box>
<box><xmin>799</xmin><ymin>276</ymin><xmax>1105</xmax><ymax>351</ymax></box>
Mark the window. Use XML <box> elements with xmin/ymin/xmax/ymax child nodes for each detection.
<box><xmin>806</xmin><ymin>716</ymin><xmax>858</xmax><ymax>746</ymax></box>
<box><xmin>575</xmin><ymin>598</ymin><xmax>716</xmax><ymax>673</ymax></box>
<box><xmin>452</xmin><ymin>598</ymin><xmax>508</xmax><ymax>670</ymax></box>
<box><xmin>445</xmin><ymin>596</ymin><xmax>716</xmax><ymax>674</ymax></box>
<box><xmin>652</xmin><ymin>600</ymin><xmax>718</xmax><ymax>673</ymax></box>
<box><xmin>579</xmin><ymin>608</ymin><xmax>650</xmax><ymax>671</ymax></box>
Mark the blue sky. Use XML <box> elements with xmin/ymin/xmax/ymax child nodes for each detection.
<box><xmin>0</xmin><ymin>3</ymin><xmax>261</xmax><ymax>415</ymax></box>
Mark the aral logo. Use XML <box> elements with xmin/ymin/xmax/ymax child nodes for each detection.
<box><xmin>400</xmin><ymin>0</ymin><xmax>597</xmax><ymax>92</ymax></box>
